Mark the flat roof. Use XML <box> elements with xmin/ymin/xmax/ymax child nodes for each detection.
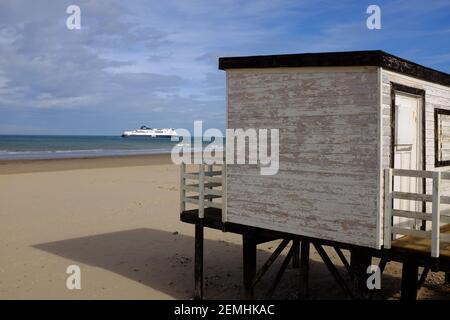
<box><xmin>218</xmin><ymin>50</ymin><xmax>450</xmax><ymax>87</ymax></box>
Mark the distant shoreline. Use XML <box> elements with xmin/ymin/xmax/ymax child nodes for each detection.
<box><xmin>0</xmin><ymin>153</ymin><xmax>174</xmax><ymax>175</ymax></box>
<box><xmin>0</xmin><ymin>149</ymin><xmax>174</xmax><ymax>161</ymax></box>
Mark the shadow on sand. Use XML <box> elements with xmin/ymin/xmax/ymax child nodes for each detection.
<box><xmin>33</xmin><ymin>228</ymin><xmax>403</xmax><ymax>299</ymax></box>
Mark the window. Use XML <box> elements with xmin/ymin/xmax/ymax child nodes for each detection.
<box><xmin>435</xmin><ymin>108</ymin><xmax>450</xmax><ymax>167</ymax></box>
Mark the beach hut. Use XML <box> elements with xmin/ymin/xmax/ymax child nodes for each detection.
<box><xmin>219</xmin><ymin>50</ymin><xmax>450</xmax><ymax>249</ymax></box>
<box><xmin>180</xmin><ymin>50</ymin><xmax>450</xmax><ymax>299</ymax></box>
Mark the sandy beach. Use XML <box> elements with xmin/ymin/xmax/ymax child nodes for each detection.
<box><xmin>0</xmin><ymin>154</ymin><xmax>448</xmax><ymax>299</ymax></box>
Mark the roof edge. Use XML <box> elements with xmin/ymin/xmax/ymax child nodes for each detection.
<box><xmin>218</xmin><ymin>50</ymin><xmax>450</xmax><ymax>87</ymax></box>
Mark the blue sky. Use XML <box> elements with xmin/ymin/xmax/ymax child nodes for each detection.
<box><xmin>0</xmin><ymin>0</ymin><xmax>449</xmax><ymax>135</ymax></box>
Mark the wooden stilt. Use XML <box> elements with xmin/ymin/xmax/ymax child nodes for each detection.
<box><xmin>292</xmin><ymin>239</ymin><xmax>300</xmax><ymax>268</ymax></box>
<box><xmin>401</xmin><ymin>259</ymin><xmax>419</xmax><ymax>300</ymax></box>
<box><xmin>194</xmin><ymin>220</ymin><xmax>204</xmax><ymax>300</ymax></box>
<box><xmin>243</xmin><ymin>234</ymin><xmax>257</xmax><ymax>299</ymax></box>
<box><xmin>299</xmin><ymin>240</ymin><xmax>310</xmax><ymax>299</ymax></box>
<box><xmin>351</xmin><ymin>248</ymin><xmax>372</xmax><ymax>300</ymax></box>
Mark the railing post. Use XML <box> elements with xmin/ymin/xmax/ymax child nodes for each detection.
<box><xmin>205</xmin><ymin>164</ymin><xmax>213</xmax><ymax>208</ymax></box>
<box><xmin>180</xmin><ymin>162</ymin><xmax>186</xmax><ymax>212</ymax></box>
<box><xmin>384</xmin><ymin>168</ymin><xmax>393</xmax><ymax>249</ymax></box>
<box><xmin>432</xmin><ymin>171</ymin><xmax>441</xmax><ymax>258</ymax></box>
<box><xmin>222</xmin><ymin>161</ymin><xmax>227</xmax><ymax>222</ymax></box>
<box><xmin>198</xmin><ymin>163</ymin><xmax>205</xmax><ymax>218</ymax></box>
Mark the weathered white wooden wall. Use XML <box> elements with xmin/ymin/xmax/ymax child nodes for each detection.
<box><xmin>226</xmin><ymin>66</ymin><xmax>381</xmax><ymax>248</ymax></box>
<box><xmin>380</xmin><ymin>70</ymin><xmax>450</xmax><ymax>230</ymax></box>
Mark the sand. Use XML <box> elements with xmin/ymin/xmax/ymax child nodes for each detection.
<box><xmin>0</xmin><ymin>155</ymin><xmax>448</xmax><ymax>299</ymax></box>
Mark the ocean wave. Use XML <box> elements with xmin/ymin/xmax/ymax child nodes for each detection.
<box><xmin>54</xmin><ymin>149</ymin><xmax>104</xmax><ymax>153</ymax></box>
<box><xmin>0</xmin><ymin>149</ymin><xmax>103</xmax><ymax>155</ymax></box>
<box><xmin>0</xmin><ymin>145</ymin><xmax>224</xmax><ymax>160</ymax></box>
<box><xmin>0</xmin><ymin>148</ymin><xmax>175</xmax><ymax>160</ymax></box>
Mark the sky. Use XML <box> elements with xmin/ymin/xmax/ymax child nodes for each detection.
<box><xmin>0</xmin><ymin>0</ymin><xmax>449</xmax><ymax>135</ymax></box>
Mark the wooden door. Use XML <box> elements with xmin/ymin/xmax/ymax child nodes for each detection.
<box><xmin>393</xmin><ymin>93</ymin><xmax>422</xmax><ymax>230</ymax></box>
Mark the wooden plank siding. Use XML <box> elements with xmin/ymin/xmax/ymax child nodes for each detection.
<box><xmin>226</xmin><ymin>66</ymin><xmax>381</xmax><ymax>248</ymax></box>
<box><xmin>380</xmin><ymin>69</ymin><xmax>450</xmax><ymax>233</ymax></box>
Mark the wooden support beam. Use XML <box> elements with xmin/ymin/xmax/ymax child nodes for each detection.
<box><xmin>417</xmin><ymin>266</ymin><xmax>430</xmax><ymax>290</ymax></box>
<box><xmin>242</xmin><ymin>234</ymin><xmax>257</xmax><ymax>300</ymax></box>
<box><xmin>194</xmin><ymin>220</ymin><xmax>204</xmax><ymax>300</ymax></box>
<box><xmin>292</xmin><ymin>239</ymin><xmax>300</xmax><ymax>269</ymax></box>
<box><xmin>334</xmin><ymin>247</ymin><xmax>353</xmax><ymax>279</ymax></box>
<box><xmin>378</xmin><ymin>256</ymin><xmax>388</xmax><ymax>274</ymax></box>
<box><xmin>265</xmin><ymin>243</ymin><xmax>295</xmax><ymax>299</ymax></box>
<box><xmin>252</xmin><ymin>239</ymin><xmax>289</xmax><ymax>288</ymax></box>
<box><xmin>350</xmin><ymin>248</ymin><xmax>372</xmax><ymax>300</ymax></box>
<box><xmin>401</xmin><ymin>259</ymin><xmax>419</xmax><ymax>300</ymax></box>
<box><xmin>299</xmin><ymin>240</ymin><xmax>310</xmax><ymax>300</ymax></box>
<box><xmin>313</xmin><ymin>242</ymin><xmax>353</xmax><ymax>299</ymax></box>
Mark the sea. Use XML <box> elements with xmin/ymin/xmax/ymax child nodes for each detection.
<box><xmin>0</xmin><ymin>135</ymin><xmax>223</xmax><ymax>160</ymax></box>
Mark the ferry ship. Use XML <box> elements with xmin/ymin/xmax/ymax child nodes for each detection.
<box><xmin>122</xmin><ymin>126</ymin><xmax>178</xmax><ymax>138</ymax></box>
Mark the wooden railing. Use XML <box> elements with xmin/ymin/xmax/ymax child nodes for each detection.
<box><xmin>180</xmin><ymin>161</ymin><xmax>225</xmax><ymax>219</ymax></box>
<box><xmin>384</xmin><ymin>168</ymin><xmax>450</xmax><ymax>257</ymax></box>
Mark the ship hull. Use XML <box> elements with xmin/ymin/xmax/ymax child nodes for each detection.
<box><xmin>121</xmin><ymin>134</ymin><xmax>175</xmax><ymax>139</ymax></box>
<box><xmin>122</xmin><ymin>127</ymin><xmax>177</xmax><ymax>138</ymax></box>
